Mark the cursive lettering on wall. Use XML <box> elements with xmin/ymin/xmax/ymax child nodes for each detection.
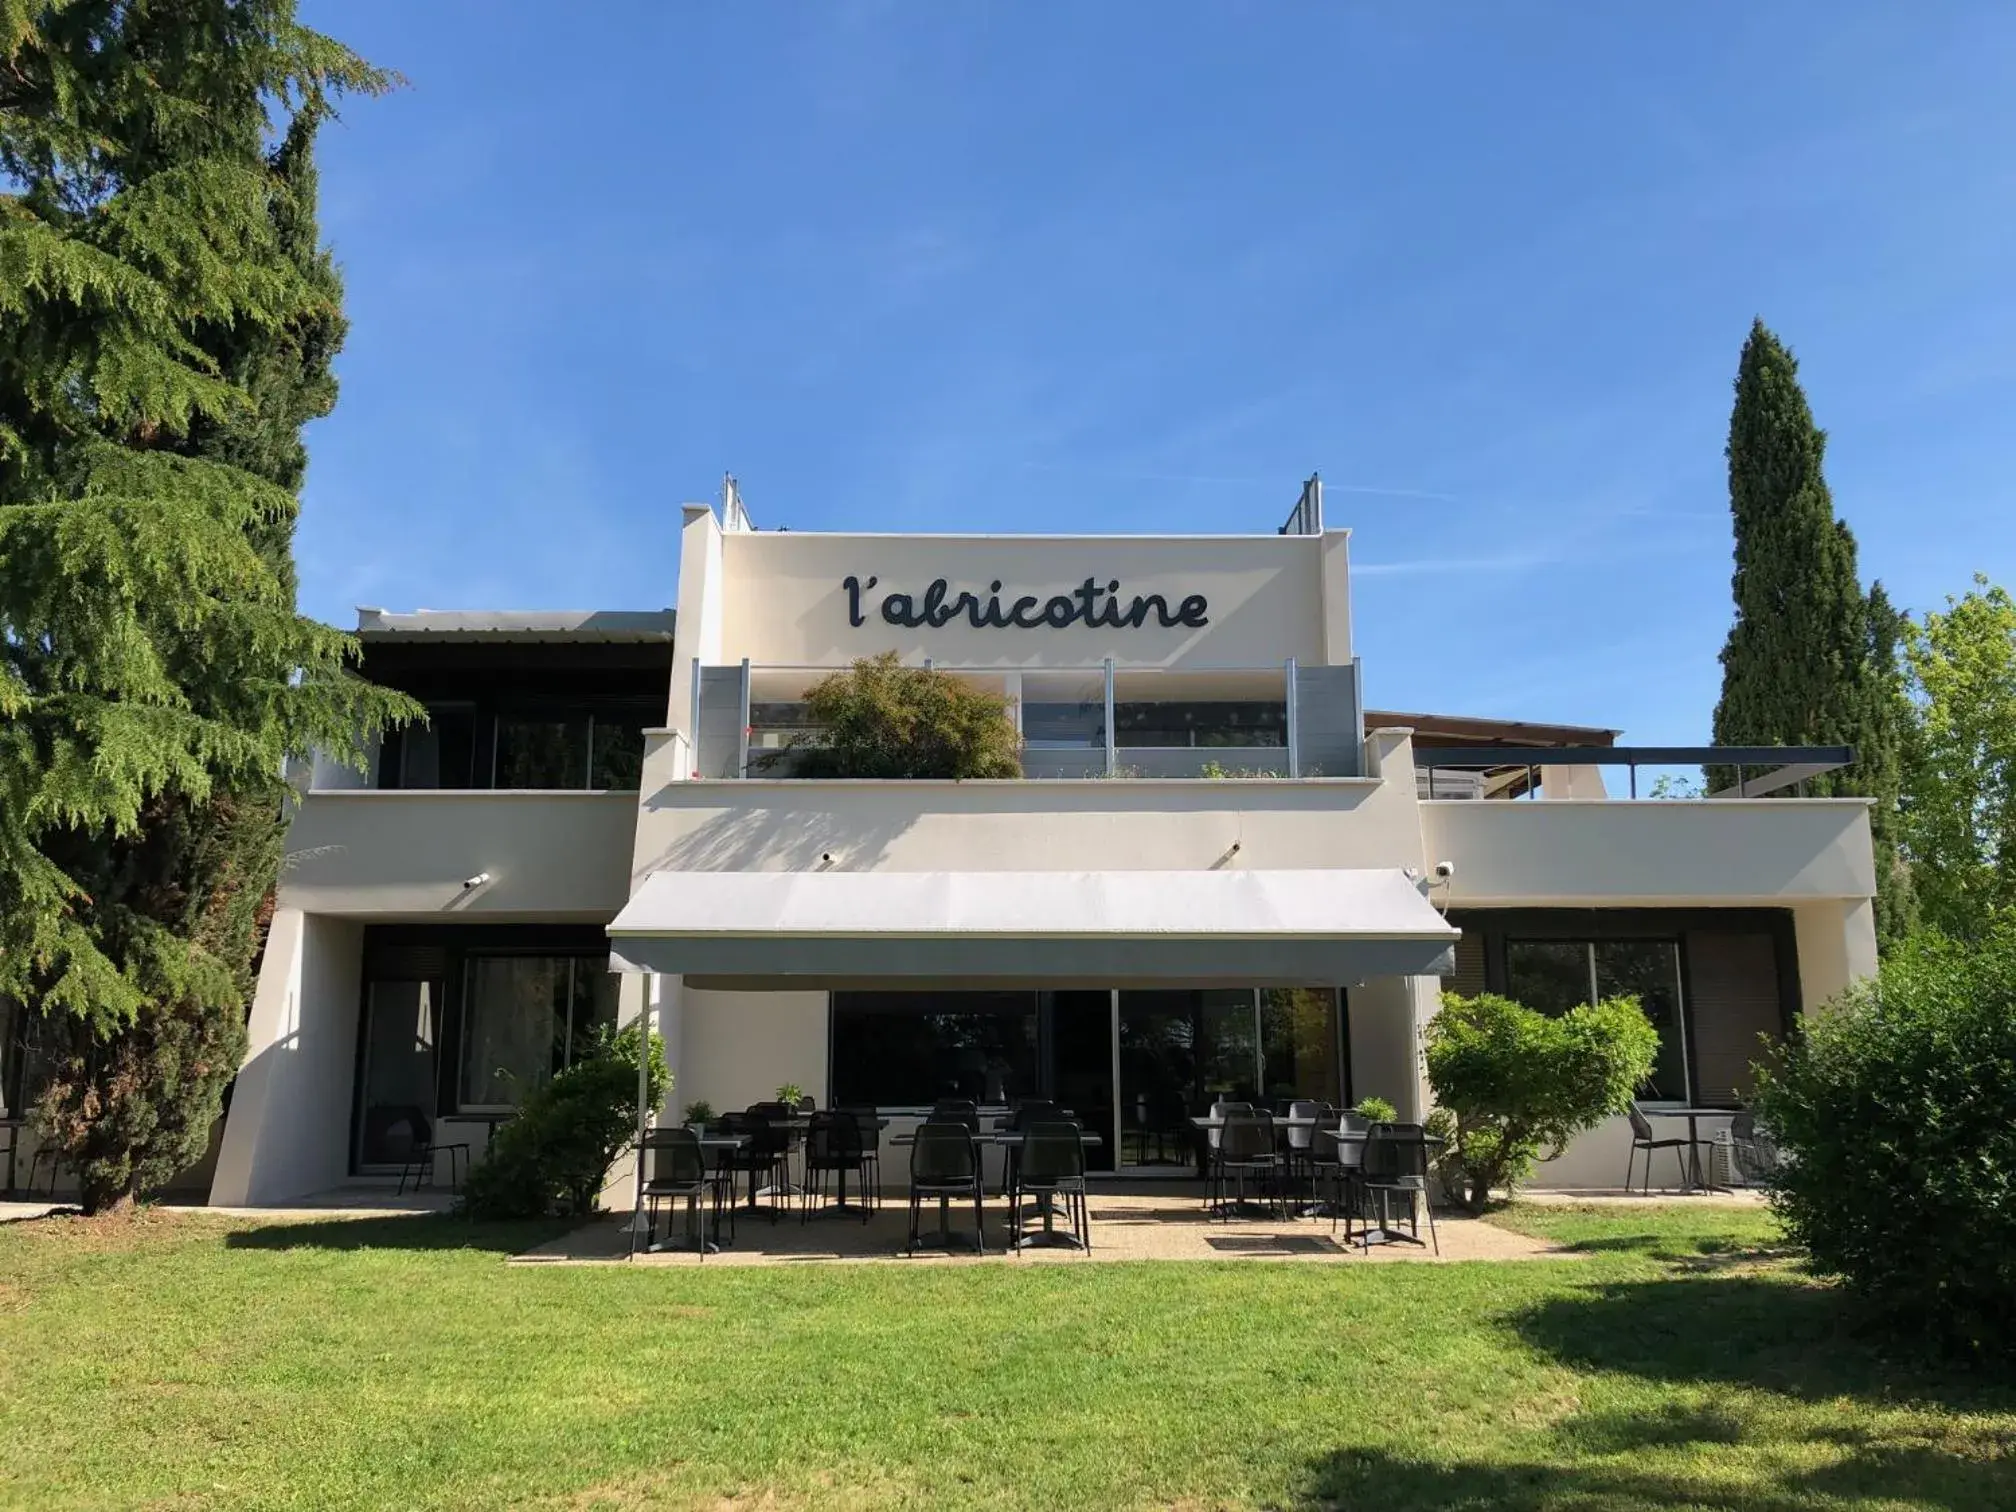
<box><xmin>843</xmin><ymin>576</ymin><xmax>1209</xmax><ymax>632</ymax></box>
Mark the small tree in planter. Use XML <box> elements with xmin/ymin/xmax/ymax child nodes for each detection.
<box><xmin>779</xmin><ymin>652</ymin><xmax>1021</xmax><ymax>779</ymax></box>
<box><xmin>1424</xmin><ymin>991</ymin><xmax>1658</xmax><ymax>1214</ymax></box>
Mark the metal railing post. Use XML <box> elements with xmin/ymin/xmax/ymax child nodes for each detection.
<box><xmin>1102</xmin><ymin>658</ymin><xmax>1116</xmax><ymax>777</ymax></box>
<box><xmin>1284</xmin><ymin>657</ymin><xmax>1300</xmax><ymax>778</ymax></box>
<box><xmin>688</xmin><ymin>656</ymin><xmax>702</xmax><ymax>778</ymax></box>
<box><xmin>737</xmin><ymin>658</ymin><xmax>751</xmax><ymax>779</ymax></box>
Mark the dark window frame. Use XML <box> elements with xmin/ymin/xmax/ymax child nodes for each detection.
<box><xmin>351</xmin><ymin>925</ymin><xmax>617</xmax><ymax>1172</ymax></box>
<box><xmin>1451</xmin><ymin>907</ymin><xmax>1801</xmax><ymax>1111</ymax></box>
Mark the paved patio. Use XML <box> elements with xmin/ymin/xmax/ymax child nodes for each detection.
<box><xmin>515</xmin><ymin>1187</ymin><xmax>1564</xmax><ymax>1266</ymax></box>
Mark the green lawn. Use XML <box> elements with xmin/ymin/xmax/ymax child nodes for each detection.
<box><xmin>1</xmin><ymin>1205</ymin><xmax>2010</xmax><ymax>1511</ymax></box>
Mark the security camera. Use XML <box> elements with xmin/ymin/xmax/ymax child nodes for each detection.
<box><xmin>1432</xmin><ymin>860</ymin><xmax>1456</xmax><ymax>881</ymax></box>
<box><xmin>462</xmin><ymin>871</ymin><xmax>492</xmax><ymax>890</ymax></box>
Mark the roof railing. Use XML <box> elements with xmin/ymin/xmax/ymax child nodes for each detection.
<box><xmin>1415</xmin><ymin>745</ymin><xmax>1855</xmax><ymax>800</ymax></box>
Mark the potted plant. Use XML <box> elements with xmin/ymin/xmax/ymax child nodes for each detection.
<box><xmin>774</xmin><ymin>1082</ymin><xmax>806</xmax><ymax>1108</ymax></box>
<box><xmin>683</xmin><ymin>1100</ymin><xmax>715</xmax><ymax>1132</ymax></box>
<box><xmin>1353</xmin><ymin>1096</ymin><xmax>1398</xmax><ymax>1125</ymax></box>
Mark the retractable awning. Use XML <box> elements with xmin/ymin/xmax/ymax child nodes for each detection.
<box><xmin>607</xmin><ymin>868</ymin><xmax>1458</xmax><ymax>988</ymax></box>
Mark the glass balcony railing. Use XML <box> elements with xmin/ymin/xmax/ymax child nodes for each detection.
<box><xmin>690</xmin><ymin>659</ymin><xmax>1365</xmax><ymax>780</ymax></box>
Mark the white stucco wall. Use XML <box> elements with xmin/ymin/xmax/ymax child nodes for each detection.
<box><xmin>681</xmin><ymin>987</ymin><xmax>829</xmax><ymax>1113</ymax></box>
<box><xmin>279</xmin><ymin>791</ymin><xmax>638</xmax><ymax>919</ymax></box>
<box><xmin>631</xmin><ymin>775</ymin><xmax>1425</xmax><ymax>884</ymax></box>
<box><xmin>1421</xmin><ymin>798</ymin><xmax>1877</xmax><ymax>906</ymax></box>
<box><xmin>210</xmin><ymin>911</ymin><xmax>363</xmax><ymax>1205</ymax></box>
<box><xmin>703</xmin><ymin>528</ymin><xmax>1343</xmax><ymax>672</ymax></box>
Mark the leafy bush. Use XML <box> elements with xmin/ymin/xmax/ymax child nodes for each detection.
<box><xmin>1353</xmin><ymin>1096</ymin><xmax>1398</xmax><ymax>1124</ymax></box>
<box><xmin>1425</xmin><ymin>991</ymin><xmax>1659</xmax><ymax>1213</ymax></box>
<box><xmin>774</xmin><ymin>1082</ymin><xmax>805</xmax><ymax>1106</ymax></box>
<box><xmin>1755</xmin><ymin>923</ymin><xmax>2016</xmax><ymax>1364</ymax></box>
<box><xmin>683</xmin><ymin>1101</ymin><xmax>715</xmax><ymax>1125</ymax></box>
<box><xmin>780</xmin><ymin>652</ymin><xmax>1021</xmax><ymax>779</ymax></box>
<box><xmin>462</xmin><ymin>1025</ymin><xmax>669</xmax><ymax>1221</ymax></box>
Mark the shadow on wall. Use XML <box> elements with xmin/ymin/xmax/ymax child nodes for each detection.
<box><xmin>636</xmin><ymin>794</ymin><xmax>918</xmax><ymax>875</ymax></box>
<box><xmin>223</xmin><ymin>1213</ymin><xmax>572</xmax><ymax>1255</ymax></box>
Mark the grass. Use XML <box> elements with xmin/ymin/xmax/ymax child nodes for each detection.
<box><xmin>1</xmin><ymin>1204</ymin><xmax>2011</xmax><ymax>1510</ymax></box>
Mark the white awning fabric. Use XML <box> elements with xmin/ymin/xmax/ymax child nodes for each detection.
<box><xmin>607</xmin><ymin>868</ymin><xmax>1457</xmax><ymax>988</ymax></box>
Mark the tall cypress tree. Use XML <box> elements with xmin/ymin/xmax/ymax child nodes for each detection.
<box><xmin>1710</xmin><ymin>320</ymin><xmax>1914</xmax><ymax>945</ymax></box>
<box><xmin>0</xmin><ymin>2</ymin><xmax>414</xmax><ymax>1210</ymax></box>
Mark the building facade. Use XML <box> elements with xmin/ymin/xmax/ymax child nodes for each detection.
<box><xmin>163</xmin><ymin>483</ymin><xmax>1878</xmax><ymax>1206</ymax></box>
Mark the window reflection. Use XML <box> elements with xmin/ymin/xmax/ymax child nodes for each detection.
<box><xmin>1504</xmin><ymin>938</ymin><xmax>1690</xmax><ymax>1102</ymax></box>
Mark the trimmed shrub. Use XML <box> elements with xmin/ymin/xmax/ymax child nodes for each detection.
<box><xmin>1425</xmin><ymin>991</ymin><xmax>1659</xmax><ymax>1213</ymax></box>
<box><xmin>1755</xmin><ymin>923</ymin><xmax>2016</xmax><ymax>1363</ymax></box>
<box><xmin>462</xmin><ymin>1025</ymin><xmax>669</xmax><ymax>1221</ymax></box>
<box><xmin>779</xmin><ymin>652</ymin><xmax>1021</xmax><ymax>779</ymax></box>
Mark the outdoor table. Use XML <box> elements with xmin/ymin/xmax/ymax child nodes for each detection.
<box><xmin>644</xmin><ymin>1133</ymin><xmax>748</xmax><ymax>1255</ymax></box>
<box><xmin>801</xmin><ymin>1117</ymin><xmax>891</xmax><ymax>1221</ymax></box>
<box><xmin>890</xmin><ymin>1128</ymin><xmax>1106</xmax><ymax>1251</ymax></box>
<box><xmin>1189</xmin><ymin>1115</ymin><xmax>1328</xmax><ymax>1217</ymax></box>
<box><xmin>1643</xmin><ymin>1107</ymin><xmax>1739</xmax><ymax>1192</ymax></box>
<box><xmin>1321</xmin><ymin>1128</ymin><xmax>1447</xmax><ymax>1247</ymax></box>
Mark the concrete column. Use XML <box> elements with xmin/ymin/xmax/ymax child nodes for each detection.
<box><xmin>210</xmin><ymin>911</ymin><xmax>363</xmax><ymax>1206</ymax></box>
<box><xmin>1793</xmin><ymin>897</ymin><xmax>1880</xmax><ymax>1015</ymax></box>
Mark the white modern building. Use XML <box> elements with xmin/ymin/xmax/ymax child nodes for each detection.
<box><xmin>7</xmin><ymin>479</ymin><xmax>1879</xmax><ymax>1205</ymax></box>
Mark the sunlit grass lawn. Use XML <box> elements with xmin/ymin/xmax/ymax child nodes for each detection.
<box><xmin>1</xmin><ymin>1202</ymin><xmax>2010</xmax><ymax>1510</ymax></box>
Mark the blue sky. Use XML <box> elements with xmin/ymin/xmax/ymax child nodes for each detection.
<box><xmin>295</xmin><ymin>3</ymin><xmax>2015</xmax><ymax>742</ymax></box>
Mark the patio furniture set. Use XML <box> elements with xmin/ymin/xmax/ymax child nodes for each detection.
<box><xmin>633</xmin><ymin>1097</ymin><xmax>1105</xmax><ymax>1259</ymax></box>
<box><xmin>1193</xmin><ymin>1102</ymin><xmax>1445</xmax><ymax>1253</ymax></box>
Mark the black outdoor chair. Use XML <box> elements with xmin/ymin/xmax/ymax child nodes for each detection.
<box><xmin>1198</xmin><ymin>1099</ymin><xmax>1255</xmax><ymax>1195</ymax></box>
<box><xmin>1726</xmin><ymin>1111</ymin><xmax>1781</xmax><ymax>1187</ymax></box>
<box><xmin>1625</xmin><ymin>1102</ymin><xmax>1708</xmax><ymax>1193</ymax></box>
<box><xmin>392</xmin><ymin>1107</ymin><xmax>471</xmax><ymax>1196</ymax></box>
<box><xmin>1360</xmin><ymin>1122</ymin><xmax>1439</xmax><ymax>1253</ymax></box>
<box><xmin>928</xmin><ymin>1098</ymin><xmax>982</xmax><ymax>1133</ymax></box>
<box><xmin>907</xmin><ymin>1120</ymin><xmax>986</xmax><ymax>1254</ymax></box>
<box><xmin>750</xmin><ymin>1101</ymin><xmax>801</xmax><ymax>1187</ymax></box>
<box><xmin>1210</xmin><ymin>1110</ymin><xmax>1284</xmax><ymax>1220</ymax></box>
<box><xmin>1282</xmin><ymin>1099</ymin><xmax>1325</xmax><ymax>1208</ymax></box>
<box><xmin>841</xmin><ymin>1107</ymin><xmax>884</xmax><ymax>1209</ymax></box>
<box><xmin>1001</xmin><ymin>1099</ymin><xmax>1065</xmax><ymax>1195</ymax></box>
<box><xmin>1323</xmin><ymin>1110</ymin><xmax>1372</xmax><ymax>1239</ymax></box>
<box><xmin>717</xmin><ymin>1110</ymin><xmax>786</xmax><ymax>1220</ymax></box>
<box><xmin>1009</xmin><ymin>1121</ymin><xmax>1091</xmax><ymax>1252</ymax></box>
<box><xmin>801</xmin><ymin>1110</ymin><xmax>871</xmax><ymax>1223</ymax></box>
<box><xmin>634</xmin><ymin>1127</ymin><xmax>732</xmax><ymax>1257</ymax></box>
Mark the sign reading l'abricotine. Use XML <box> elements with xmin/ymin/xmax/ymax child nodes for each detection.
<box><xmin>843</xmin><ymin>575</ymin><xmax>1209</xmax><ymax>631</ymax></box>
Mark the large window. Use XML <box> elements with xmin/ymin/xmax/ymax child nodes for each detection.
<box><xmin>1505</xmin><ymin>938</ymin><xmax>1690</xmax><ymax>1101</ymax></box>
<box><xmin>457</xmin><ymin>955</ymin><xmax>618</xmax><ymax>1109</ymax></box>
<box><xmin>381</xmin><ymin>701</ymin><xmax>652</xmax><ymax>791</ymax></box>
<box><xmin>1114</xmin><ymin>701</ymin><xmax>1287</xmax><ymax>749</ymax></box>
<box><xmin>831</xmin><ymin>991</ymin><xmax>1040</xmax><ymax>1107</ymax></box>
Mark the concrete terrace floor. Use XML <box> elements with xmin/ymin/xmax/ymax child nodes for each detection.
<box><xmin>519</xmin><ymin>1186</ymin><xmax>1566</xmax><ymax>1267</ymax></box>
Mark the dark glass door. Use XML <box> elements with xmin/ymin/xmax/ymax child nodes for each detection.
<box><xmin>1048</xmin><ymin>990</ymin><xmax>1116</xmax><ymax>1172</ymax></box>
<box><xmin>355</xmin><ymin>980</ymin><xmax>442</xmax><ymax>1169</ymax></box>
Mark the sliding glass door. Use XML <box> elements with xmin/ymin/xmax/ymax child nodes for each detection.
<box><xmin>355</xmin><ymin>980</ymin><xmax>442</xmax><ymax>1170</ymax></box>
<box><xmin>1115</xmin><ymin>989</ymin><xmax>1344</xmax><ymax>1170</ymax></box>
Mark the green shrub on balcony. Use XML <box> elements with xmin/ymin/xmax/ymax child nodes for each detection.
<box><xmin>783</xmin><ymin>652</ymin><xmax>1022</xmax><ymax>780</ymax></box>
